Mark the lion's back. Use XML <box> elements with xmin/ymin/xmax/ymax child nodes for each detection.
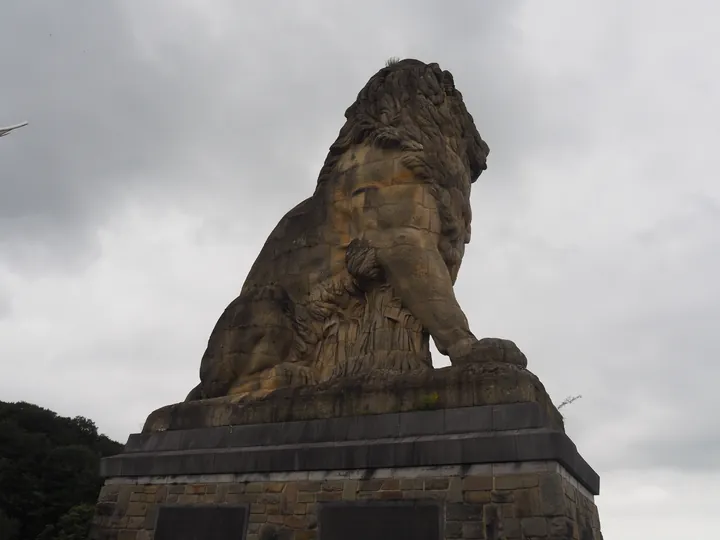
<box><xmin>242</xmin><ymin>193</ymin><xmax>338</xmax><ymax>301</ymax></box>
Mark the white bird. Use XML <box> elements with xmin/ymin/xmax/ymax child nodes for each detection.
<box><xmin>0</xmin><ymin>122</ymin><xmax>28</xmax><ymax>138</ymax></box>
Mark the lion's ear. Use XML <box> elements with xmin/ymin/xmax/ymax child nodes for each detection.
<box><xmin>442</xmin><ymin>70</ymin><xmax>456</xmax><ymax>95</ymax></box>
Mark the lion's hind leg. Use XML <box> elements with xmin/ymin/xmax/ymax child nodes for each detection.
<box><xmin>189</xmin><ymin>284</ymin><xmax>298</xmax><ymax>401</ymax></box>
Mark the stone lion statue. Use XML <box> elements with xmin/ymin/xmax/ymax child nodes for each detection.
<box><xmin>186</xmin><ymin>58</ymin><xmax>525</xmax><ymax>402</ymax></box>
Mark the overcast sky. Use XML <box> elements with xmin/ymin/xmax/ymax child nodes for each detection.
<box><xmin>1</xmin><ymin>1</ymin><xmax>718</xmax><ymax>537</ymax></box>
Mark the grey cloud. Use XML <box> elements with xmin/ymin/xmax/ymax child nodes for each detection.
<box><xmin>1</xmin><ymin>0</ymin><xmax>537</xmax><ymax>271</ymax></box>
<box><xmin>1</xmin><ymin>1</ymin><xmax>719</xmax><ymax>502</ymax></box>
<box><xmin>485</xmin><ymin>202</ymin><xmax>720</xmax><ymax>473</ymax></box>
<box><xmin>0</xmin><ymin>291</ymin><xmax>11</xmax><ymax>320</ymax></box>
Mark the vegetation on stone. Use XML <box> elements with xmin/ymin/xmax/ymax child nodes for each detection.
<box><xmin>0</xmin><ymin>401</ymin><xmax>123</xmax><ymax>540</ymax></box>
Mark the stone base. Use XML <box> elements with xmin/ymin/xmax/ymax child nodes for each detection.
<box><xmin>142</xmin><ymin>363</ymin><xmax>563</xmax><ymax>432</ymax></box>
<box><xmin>92</xmin><ymin>366</ymin><xmax>603</xmax><ymax>539</ymax></box>
<box><xmin>93</xmin><ymin>462</ymin><xmax>601</xmax><ymax>540</ymax></box>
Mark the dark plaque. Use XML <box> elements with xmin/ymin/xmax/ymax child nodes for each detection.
<box><xmin>319</xmin><ymin>501</ymin><xmax>441</xmax><ymax>540</ymax></box>
<box><xmin>155</xmin><ymin>505</ymin><xmax>248</xmax><ymax>540</ymax></box>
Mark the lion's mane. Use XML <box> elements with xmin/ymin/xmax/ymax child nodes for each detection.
<box><xmin>316</xmin><ymin>58</ymin><xmax>489</xmax><ymax>191</ymax></box>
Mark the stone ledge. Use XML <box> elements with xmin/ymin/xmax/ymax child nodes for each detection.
<box><xmin>143</xmin><ymin>362</ymin><xmax>563</xmax><ymax>432</ymax></box>
<box><xmin>127</xmin><ymin>402</ymin><xmax>549</xmax><ymax>454</ymax></box>
<box><xmin>102</xmin><ymin>461</ymin><xmax>597</xmax><ymax>502</ymax></box>
<box><xmin>101</xmin><ymin>428</ymin><xmax>600</xmax><ymax>494</ymax></box>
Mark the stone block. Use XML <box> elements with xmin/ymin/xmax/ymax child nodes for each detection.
<box><xmin>464</xmin><ymin>491</ymin><xmax>491</xmax><ymax>504</ymax></box>
<box><xmin>424</xmin><ymin>478</ymin><xmax>449</xmax><ymax>490</ymax></box>
<box><xmin>380</xmin><ymin>479</ymin><xmax>400</xmax><ymax>490</ymax></box>
<box><xmin>539</xmin><ymin>474</ymin><xmax>567</xmax><ymax>517</ymax></box>
<box><xmin>250</xmin><ymin>503</ymin><xmax>265</xmax><ymax>514</ymax></box>
<box><xmin>521</xmin><ymin>517</ymin><xmax>548</xmax><ymax>537</ymax></box>
<box><xmin>462</xmin><ymin>521</ymin><xmax>484</xmax><ymax>539</ymax></box>
<box><xmin>502</xmin><ymin>518</ymin><xmax>521</xmax><ymax>538</ymax></box>
<box><xmin>316</xmin><ymin>491</ymin><xmax>342</xmax><ymax>502</ymax></box>
<box><xmin>399</xmin><ymin>409</ymin><xmax>444</xmax><ymax>436</ymax></box>
<box><xmin>265</xmin><ymin>504</ymin><xmax>280</xmax><ymax>515</ymax></box>
<box><xmin>297</xmin><ymin>492</ymin><xmax>316</xmax><ymax>503</ymax></box>
<box><xmin>483</xmin><ymin>504</ymin><xmax>502</xmax><ymax>540</ymax></box>
<box><xmin>321</xmin><ymin>480</ymin><xmax>344</xmax><ymax>491</ymax></box>
<box><xmin>283</xmin><ymin>515</ymin><xmax>308</xmax><ymax>529</ymax></box>
<box><xmin>447</xmin><ymin>503</ymin><xmax>484</xmax><ymax>522</ymax></box>
<box><xmin>444</xmin><ymin>406</ymin><xmax>493</xmax><ymax>433</ymax></box>
<box><xmin>342</xmin><ymin>479</ymin><xmax>358</xmax><ymax>501</ymax></box>
<box><xmin>492</xmin><ymin>402</ymin><xmax>544</xmax><ymax>431</ymax></box>
<box><xmin>293</xmin><ymin>503</ymin><xmax>308</xmax><ymax>515</ymax></box>
<box><xmin>298</xmin><ymin>481</ymin><xmax>322</xmax><ymax>492</ymax></box>
<box><xmin>358</xmin><ymin>479</ymin><xmax>383</xmax><ymax>491</ymax></box>
<box><xmin>246</xmin><ymin>482</ymin><xmax>264</xmax><ymax>493</ymax></box>
<box><xmin>490</xmin><ymin>490</ymin><xmax>513</xmax><ymax>504</ymax></box>
<box><xmin>143</xmin><ymin>505</ymin><xmax>158</xmax><ymax>529</ymax></box>
<box><xmin>186</xmin><ymin>484</ymin><xmax>206</xmax><ymax>494</ymax></box>
<box><xmin>447</xmin><ymin>477</ymin><xmax>463</xmax><ymax>503</ymax></box>
<box><xmin>548</xmin><ymin>516</ymin><xmax>575</xmax><ymax>537</ymax></box>
<box><xmin>445</xmin><ymin>521</ymin><xmax>462</xmax><ymax>539</ymax></box>
<box><xmin>258</xmin><ymin>493</ymin><xmax>282</xmax><ymax>504</ymax></box>
<box><xmin>494</xmin><ymin>474</ymin><xmax>540</xmax><ymax>490</ymax></box>
<box><xmin>218</xmin><ymin>492</ymin><xmax>244</xmax><ymax>504</ymax></box>
<box><xmin>125</xmin><ymin>503</ymin><xmax>146</xmax><ymax>517</ymax></box>
<box><xmin>514</xmin><ymin>487</ymin><xmax>542</xmax><ymax>518</ymax></box>
<box><xmin>400</xmin><ymin>478</ymin><xmax>424</xmax><ymax>490</ymax></box>
<box><xmin>499</xmin><ymin>503</ymin><xmax>516</xmax><ymax>519</ymax></box>
<box><xmin>463</xmin><ymin>476</ymin><xmax>492</xmax><ymax>491</ymax></box>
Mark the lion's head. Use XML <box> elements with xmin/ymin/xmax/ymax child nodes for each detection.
<box><xmin>317</xmin><ymin>58</ymin><xmax>489</xmax><ymax>190</ymax></box>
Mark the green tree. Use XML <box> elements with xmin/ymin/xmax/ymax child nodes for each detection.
<box><xmin>0</xmin><ymin>508</ymin><xmax>20</xmax><ymax>540</ymax></box>
<box><xmin>36</xmin><ymin>504</ymin><xmax>96</xmax><ymax>540</ymax></box>
<box><xmin>0</xmin><ymin>401</ymin><xmax>122</xmax><ymax>540</ymax></box>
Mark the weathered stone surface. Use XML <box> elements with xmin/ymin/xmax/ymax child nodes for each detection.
<box><xmin>90</xmin><ymin>466</ymin><xmax>602</xmax><ymax>539</ymax></box>
<box><xmin>179</xmin><ymin>58</ymin><xmax>527</xmax><ymax>405</ymax></box>
<box><xmin>102</xmin><ymin>416</ymin><xmax>599</xmax><ymax>496</ymax></box>
<box><xmin>144</xmin><ymin>361</ymin><xmax>560</xmax><ymax>432</ymax></box>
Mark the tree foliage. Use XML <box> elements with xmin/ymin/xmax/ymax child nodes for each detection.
<box><xmin>36</xmin><ymin>505</ymin><xmax>96</xmax><ymax>540</ymax></box>
<box><xmin>0</xmin><ymin>401</ymin><xmax>123</xmax><ymax>540</ymax></box>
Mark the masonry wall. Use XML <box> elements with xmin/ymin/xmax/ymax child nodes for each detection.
<box><xmin>91</xmin><ymin>462</ymin><xmax>602</xmax><ymax>540</ymax></box>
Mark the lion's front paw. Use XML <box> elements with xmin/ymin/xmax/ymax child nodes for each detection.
<box><xmin>451</xmin><ymin>337</ymin><xmax>528</xmax><ymax>368</ymax></box>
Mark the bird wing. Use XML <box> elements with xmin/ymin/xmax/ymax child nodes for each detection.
<box><xmin>0</xmin><ymin>121</ymin><xmax>29</xmax><ymax>137</ymax></box>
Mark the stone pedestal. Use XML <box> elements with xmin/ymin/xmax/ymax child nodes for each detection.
<box><xmin>90</xmin><ymin>364</ymin><xmax>603</xmax><ymax>540</ymax></box>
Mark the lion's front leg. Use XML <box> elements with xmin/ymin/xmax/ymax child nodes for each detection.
<box><xmin>362</xmin><ymin>226</ymin><xmax>475</xmax><ymax>356</ymax></box>
<box><xmin>365</xmin><ymin>227</ymin><xmax>527</xmax><ymax>368</ymax></box>
<box><xmin>351</xmin><ymin>181</ymin><xmax>525</xmax><ymax>368</ymax></box>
